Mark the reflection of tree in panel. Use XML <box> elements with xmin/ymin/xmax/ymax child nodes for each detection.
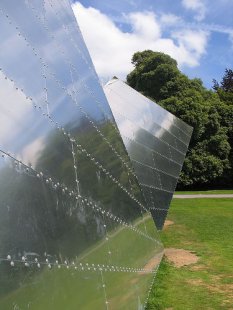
<box><xmin>0</xmin><ymin>162</ymin><xmax>105</xmax><ymax>297</ymax></box>
<box><xmin>36</xmin><ymin>117</ymin><xmax>143</xmax><ymax>219</ymax></box>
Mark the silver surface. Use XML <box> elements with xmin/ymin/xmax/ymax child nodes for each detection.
<box><xmin>0</xmin><ymin>1</ymin><xmax>163</xmax><ymax>309</ymax></box>
<box><xmin>104</xmin><ymin>78</ymin><xmax>193</xmax><ymax>230</ymax></box>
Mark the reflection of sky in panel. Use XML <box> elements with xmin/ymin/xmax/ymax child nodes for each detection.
<box><xmin>0</xmin><ymin>73</ymin><xmax>46</xmax><ymax>164</ymax></box>
<box><xmin>112</xmin><ymin>112</ymin><xmax>186</xmax><ymax>181</ymax></box>
<box><xmin>106</xmin><ymin>88</ymin><xmax>187</xmax><ymax>158</ymax></box>
<box><xmin>105</xmin><ymin>81</ymin><xmax>162</xmax><ymax>120</ymax></box>
<box><xmin>57</xmin><ymin>1</ymin><xmax>91</xmax><ymax>56</ymax></box>
<box><xmin>45</xmin><ymin>0</ymin><xmax>92</xmax><ymax>64</ymax></box>
<box><xmin>45</xmin><ymin>76</ymin><xmax>105</xmax><ymax>128</ymax></box>
<box><xmin>105</xmin><ymin>80</ymin><xmax>192</xmax><ymax>146</ymax></box>
<box><xmin>70</xmin><ymin>69</ymin><xmax>109</xmax><ymax>123</ymax></box>
<box><xmin>0</xmin><ymin>1</ymin><xmax>76</xmax><ymax>107</ymax></box>
<box><xmin>45</xmin><ymin>0</ymin><xmax>115</xmax><ymax>120</ymax></box>
<box><xmin>104</xmin><ymin>85</ymin><xmax>182</xmax><ymax>151</ymax></box>
<box><xmin>0</xmin><ymin>5</ymin><xmax>108</xmax><ymax>128</ymax></box>
<box><xmin>42</xmin><ymin>0</ymin><xmax>114</xmax><ymax>119</ymax></box>
<box><xmin>148</xmin><ymin>101</ymin><xmax>192</xmax><ymax>144</ymax></box>
<box><xmin>0</xmin><ymin>15</ymin><xmax>44</xmax><ymax>102</ymax></box>
<box><xmin>3</xmin><ymin>1</ymin><xmax>73</xmax><ymax>88</ymax></box>
<box><xmin>0</xmin><ymin>72</ymin><xmax>76</xmax><ymax>189</ymax></box>
<box><xmin>118</xmin><ymin>79</ymin><xmax>192</xmax><ymax>137</ymax></box>
<box><xmin>111</xmin><ymin>108</ymin><xmax>187</xmax><ymax>165</ymax></box>
<box><xmin>2</xmin><ymin>0</ymin><xmax>114</xmax><ymax>125</ymax></box>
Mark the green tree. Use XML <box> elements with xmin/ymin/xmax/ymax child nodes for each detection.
<box><xmin>213</xmin><ymin>68</ymin><xmax>233</xmax><ymax>93</ymax></box>
<box><xmin>212</xmin><ymin>69</ymin><xmax>233</xmax><ymax>186</ymax></box>
<box><xmin>127</xmin><ymin>50</ymin><xmax>231</xmax><ymax>188</ymax></box>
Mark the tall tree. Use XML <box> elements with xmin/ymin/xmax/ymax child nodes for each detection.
<box><xmin>127</xmin><ymin>51</ymin><xmax>231</xmax><ymax>188</ymax></box>
<box><xmin>213</xmin><ymin>69</ymin><xmax>233</xmax><ymax>93</ymax></box>
<box><xmin>212</xmin><ymin>69</ymin><xmax>233</xmax><ymax>185</ymax></box>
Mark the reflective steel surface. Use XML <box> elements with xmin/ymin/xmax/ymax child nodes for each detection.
<box><xmin>0</xmin><ymin>1</ymin><xmax>163</xmax><ymax>309</ymax></box>
<box><xmin>104</xmin><ymin>78</ymin><xmax>193</xmax><ymax>230</ymax></box>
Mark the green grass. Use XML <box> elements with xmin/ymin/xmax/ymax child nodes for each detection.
<box><xmin>147</xmin><ymin>198</ymin><xmax>233</xmax><ymax>310</ymax></box>
<box><xmin>175</xmin><ymin>189</ymin><xmax>233</xmax><ymax>195</ymax></box>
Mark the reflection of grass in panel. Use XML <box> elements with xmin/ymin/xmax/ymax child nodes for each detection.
<box><xmin>137</xmin><ymin>214</ymin><xmax>162</xmax><ymax>241</ymax></box>
<box><xmin>0</xmin><ymin>268</ymin><xmax>105</xmax><ymax>310</ymax></box>
<box><xmin>147</xmin><ymin>198</ymin><xmax>233</xmax><ymax>309</ymax></box>
<box><xmin>0</xmin><ymin>216</ymin><xmax>161</xmax><ymax>309</ymax></box>
<box><xmin>104</xmin><ymin>269</ymin><xmax>155</xmax><ymax>310</ymax></box>
<box><xmin>80</xmin><ymin>218</ymin><xmax>161</xmax><ymax>268</ymax></box>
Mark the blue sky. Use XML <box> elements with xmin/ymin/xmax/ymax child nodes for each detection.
<box><xmin>71</xmin><ymin>0</ymin><xmax>233</xmax><ymax>89</ymax></box>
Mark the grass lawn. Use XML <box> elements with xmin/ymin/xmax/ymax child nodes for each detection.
<box><xmin>175</xmin><ymin>189</ymin><xmax>233</xmax><ymax>195</ymax></box>
<box><xmin>147</xmin><ymin>198</ymin><xmax>233</xmax><ymax>310</ymax></box>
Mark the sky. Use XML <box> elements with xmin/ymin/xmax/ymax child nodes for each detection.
<box><xmin>71</xmin><ymin>0</ymin><xmax>233</xmax><ymax>89</ymax></box>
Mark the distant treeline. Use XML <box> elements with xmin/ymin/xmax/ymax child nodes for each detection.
<box><xmin>127</xmin><ymin>50</ymin><xmax>233</xmax><ymax>190</ymax></box>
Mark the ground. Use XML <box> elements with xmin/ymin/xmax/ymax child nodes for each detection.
<box><xmin>164</xmin><ymin>248</ymin><xmax>199</xmax><ymax>268</ymax></box>
<box><xmin>146</xmin><ymin>191</ymin><xmax>233</xmax><ymax>310</ymax></box>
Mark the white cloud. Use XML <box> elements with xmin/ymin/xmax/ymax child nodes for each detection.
<box><xmin>128</xmin><ymin>12</ymin><xmax>161</xmax><ymax>40</ymax></box>
<box><xmin>72</xmin><ymin>2</ymin><xmax>209</xmax><ymax>80</ymax></box>
<box><xmin>160</xmin><ymin>14</ymin><xmax>181</xmax><ymax>26</ymax></box>
<box><xmin>172</xmin><ymin>29</ymin><xmax>209</xmax><ymax>59</ymax></box>
<box><xmin>182</xmin><ymin>0</ymin><xmax>206</xmax><ymax>21</ymax></box>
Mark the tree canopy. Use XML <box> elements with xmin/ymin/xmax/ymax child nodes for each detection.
<box><xmin>127</xmin><ymin>50</ymin><xmax>232</xmax><ymax>189</ymax></box>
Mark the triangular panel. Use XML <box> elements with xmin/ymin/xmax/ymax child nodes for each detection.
<box><xmin>104</xmin><ymin>78</ymin><xmax>193</xmax><ymax>230</ymax></box>
<box><xmin>0</xmin><ymin>1</ymin><xmax>163</xmax><ymax>309</ymax></box>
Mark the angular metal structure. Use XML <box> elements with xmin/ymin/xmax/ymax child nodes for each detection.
<box><xmin>0</xmin><ymin>1</ymin><xmax>164</xmax><ymax>309</ymax></box>
<box><xmin>104</xmin><ymin>78</ymin><xmax>193</xmax><ymax>230</ymax></box>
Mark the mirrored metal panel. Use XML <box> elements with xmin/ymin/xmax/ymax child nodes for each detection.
<box><xmin>0</xmin><ymin>1</ymin><xmax>163</xmax><ymax>309</ymax></box>
<box><xmin>104</xmin><ymin>78</ymin><xmax>193</xmax><ymax>230</ymax></box>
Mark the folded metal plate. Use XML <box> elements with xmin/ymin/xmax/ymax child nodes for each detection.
<box><xmin>0</xmin><ymin>1</ymin><xmax>163</xmax><ymax>309</ymax></box>
<box><xmin>104</xmin><ymin>78</ymin><xmax>193</xmax><ymax>230</ymax></box>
